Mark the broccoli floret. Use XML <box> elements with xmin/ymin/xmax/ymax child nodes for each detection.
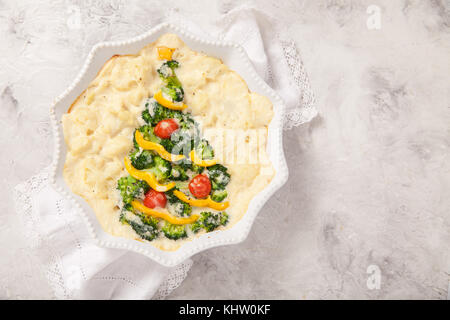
<box><xmin>195</xmin><ymin>140</ymin><xmax>214</xmax><ymax>159</ymax></box>
<box><xmin>143</xmin><ymin>101</ymin><xmax>173</xmax><ymax>126</ymax></box>
<box><xmin>129</xmin><ymin>148</ymin><xmax>153</xmax><ymax>170</ymax></box>
<box><xmin>157</xmin><ymin>61</ymin><xmax>184</xmax><ymax>102</ymax></box>
<box><xmin>190</xmin><ymin>211</ymin><xmax>229</xmax><ymax>233</ymax></box>
<box><xmin>170</xmin><ymin>126</ymin><xmax>198</xmax><ymax>156</ymax></box>
<box><xmin>157</xmin><ymin>62</ymin><xmax>174</xmax><ymax>78</ymax></box>
<box><xmin>138</xmin><ymin>125</ymin><xmax>161</xmax><ymax>143</ymax></box>
<box><xmin>146</xmin><ymin>155</ymin><xmax>171</xmax><ymax>182</ymax></box>
<box><xmin>169</xmin><ymin>201</ymin><xmax>192</xmax><ymax>217</ymax></box>
<box><xmin>220</xmin><ymin>212</ymin><xmax>229</xmax><ymax>225</ymax></box>
<box><xmin>157</xmin><ymin>61</ymin><xmax>181</xmax><ymax>82</ymax></box>
<box><xmin>119</xmin><ymin>205</ymin><xmax>159</xmax><ymax>241</ymax></box>
<box><xmin>166</xmin><ymin>190</ymin><xmax>192</xmax><ymax>216</ymax></box>
<box><xmin>121</xmin><ymin>203</ymin><xmax>133</xmax><ymax>214</ymax></box>
<box><xmin>160</xmin><ymin>138</ymin><xmax>176</xmax><ymax>153</ymax></box>
<box><xmin>174</xmin><ymin>160</ymin><xmax>204</xmax><ymax>174</ymax></box>
<box><xmin>166</xmin><ymin>60</ymin><xmax>180</xmax><ymax>69</ymax></box>
<box><xmin>142</xmin><ymin>108</ymin><xmax>152</xmax><ymax>124</ymax></box>
<box><xmin>117</xmin><ymin>175</ymin><xmax>149</xmax><ymax>204</ymax></box>
<box><xmin>211</xmin><ymin>189</ymin><xmax>228</xmax><ymax>202</ymax></box>
<box><xmin>191</xmin><ymin>163</ymin><xmax>205</xmax><ymax>174</ymax></box>
<box><xmin>128</xmin><ymin>220</ymin><xmax>158</xmax><ymax>241</ymax></box>
<box><xmin>170</xmin><ymin>165</ymin><xmax>189</xmax><ymax>181</ymax></box>
<box><xmin>157</xmin><ymin>61</ymin><xmax>179</xmax><ymax>78</ymax></box>
<box><xmin>128</xmin><ymin>215</ymin><xmax>159</xmax><ymax>241</ymax></box>
<box><xmin>190</xmin><ymin>221</ymin><xmax>202</xmax><ymax>233</ymax></box>
<box><xmin>207</xmin><ymin>164</ymin><xmax>231</xmax><ymax>190</ymax></box>
<box><xmin>162</xmin><ymin>222</ymin><xmax>187</xmax><ymax>240</ymax></box>
<box><xmin>174</xmin><ymin>112</ymin><xmax>196</xmax><ymax>130</ymax></box>
<box><xmin>139</xmin><ymin>213</ymin><xmax>159</xmax><ymax>227</ymax></box>
<box><xmin>154</xmin><ymin>102</ymin><xmax>174</xmax><ymax>121</ymax></box>
<box><xmin>161</xmin><ymin>85</ymin><xmax>184</xmax><ymax>103</ymax></box>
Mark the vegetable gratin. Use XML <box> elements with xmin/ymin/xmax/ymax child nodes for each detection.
<box><xmin>62</xmin><ymin>34</ymin><xmax>275</xmax><ymax>250</ymax></box>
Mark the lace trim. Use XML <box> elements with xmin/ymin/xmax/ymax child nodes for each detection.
<box><xmin>153</xmin><ymin>259</ymin><xmax>193</xmax><ymax>300</ymax></box>
<box><xmin>280</xmin><ymin>40</ymin><xmax>317</xmax><ymax>129</ymax></box>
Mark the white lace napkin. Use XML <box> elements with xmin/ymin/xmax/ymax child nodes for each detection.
<box><xmin>13</xmin><ymin>7</ymin><xmax>315</xmax><ymax>300</ymax></box>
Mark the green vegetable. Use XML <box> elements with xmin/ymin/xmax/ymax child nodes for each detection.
<box><xmin>161</xmin><ymin>85</ymin><xmax>184</xmax><ymax>103</ymax></box>
<box><xmin>170</xmin><ymin>165</ymin><xmax>189</xmax><ymax>181</ymax></box>
<box><xmin>117</xmin><ymin>175</ymin><xmax>149</xmax><ymax>204</ymax></box>
<box><xmin>146</xmin><ymin>155</ymin><xmax>171</xmax><ymax>182</ymax></box>
<box><xmin>122</xmin><ymin>203</ymin><xmax>133</xmax><ymax>213</ymax></box>
<box><xmin>211</xmin><ymin>189</ymin><xmax>228</xmax><ymax>202</ymax></box>
<box><xmin>138</xmin><ymin>125</ymin><xmax>161</xmax><ymax>143</ymax></box>
<box><xmin>157</xmin><ymin>60</ymin><xmax>184</xmax><ymax>102</ymax></box>
<box><xmin>195</xmin><ymin>140</ymin><xmax>214</xmax><ymax>159</ymax></box>
<box><xmin>190</xmin><ymin>211</ymin><xmax>229</xmax><ymax>233</ymax></box>
<box><xmin>119</xmin><ymin>208</ymin><xmax>159</xmax><ymax>241</ymax></box>
<box><xmin>157</xmin><ymin>60</ymin><xmax>179</xmax><ymax>78</ymax></box>
<box><xmin>141</xmin><ymin>108</ymin><xmax>152</xmax><ymax>125</ymax></box>
<box><xmin>141</xmin><ymin>100</ymin><xmax>172</xmax><ymax>126</ymax></box>
<box><xmin>160</xmin><ymin>138</ymin><xmax>176</xmax><ymax>153</ymax></box>
<box><xmin>146</xmin><ymin>100</ymin><xmax>182</xmax><ymax>125</ymax></box>
<box><xmin>166</xmin><ymin>190</ymin><xmax>192</xmax><ymax>217</ymax></box>
<box><xmin>190</xmin><ymin>163</ymin><xmax>205</xmax><ymax>174</ymax></box>
<box><xmin>207</xmin><ymin>164</ymin><xmax>230</xmax><ymax>190</ymax></box>
<box><xmin>178</xmin><ymin>114</ymin><xmax>196</xmax><ymax>130</ymax></box>
<box><xmin>162</xmin><ymin>221</ymin><xmax>187</xmax><ymax>240</ymax></box>
<box><xmin>170</xmin><ymin>127</ymin><xmax>198</xmax><ymax>156</ymax></box>
<box><xmin>129</xmin><ymin>218</ymin><xmax>159</xmax><ymax>241</ymax></box>
<box><xmin>129</xmin><ymin>148</ymin><xmax>153</xmax><ymax>170</ymax></box>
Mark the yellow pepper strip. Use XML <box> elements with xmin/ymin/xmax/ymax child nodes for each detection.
<box><xmin>157</xmin><ymin>46</ymin><xmax>175</xmax><ymax>60</ymax></box>
<box><xmin>154</xmin><ymin>90</ymin><xmax>188</xmax><ymax>111</ymax></box>
<box><xmin>131</xmin><ymin>200</ymin><xmax>199</xmax><ymax>225</ymax></box>
<box><xmin>124</xmin><ymin>157</ymin><xmax>175</xmax><ymax>192</ymax></box>
<box><xmin>189</xmin><ymin>150</ymin><xmax>217</xmax><ymax>167</ymax></box>
<box><xmin>173</xmin><ymin>190</ymin><xmax>229</xmax><ymax>211</ymax></box>
<box><xmin>135</xmin><ymin>131</ymin><xmax>185</xmax><ymax>162</ymax></box>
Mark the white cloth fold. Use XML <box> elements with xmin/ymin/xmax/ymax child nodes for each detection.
<box><xmin>14</xmin><ymin>167</ymin><xmax>192</xmax><ymax>299</ymax></box>
<box><xmin>165</xmin><ymin>7</ymin><xmax>317</xmax><ymax>129</ymax></box>
<box><xmin>13</xmin><ymin>6</ymin><xmax>315</xmax><ymax>300</ymax></box>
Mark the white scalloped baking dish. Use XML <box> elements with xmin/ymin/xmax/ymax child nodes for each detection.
<box><xmin>50</xmin><ymin>23</ymin><xmax>289</xmax><ymax>267</ymax></box>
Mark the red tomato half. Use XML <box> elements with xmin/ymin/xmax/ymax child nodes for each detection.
<box><xmin>143</xmin><ymin>189</ymin><xmax>167</xmax><ymax>209</ymax></box>
<box><xmin>189</xmin><ymin>174</ymin><xmax>211</xmax><ymax>199</ymax></box>
<box><xmin>154</xmin><ymin>119</ymin><xmax>179</xmax><ymax>139</ymax></box>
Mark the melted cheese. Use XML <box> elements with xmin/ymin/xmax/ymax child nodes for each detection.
<box><xmin>62</xmin><ymin>34</ymin><xmax>275</xmax><ymax>251</ymax></box>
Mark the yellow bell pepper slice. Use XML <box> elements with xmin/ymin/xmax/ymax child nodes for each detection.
<box><xmin>131</xmin><ymin>200</ymin><xmax>199</xmax><ymax>225</ymax></box>
<box><xmin>189</xmin><ymin>150</ymin><xmax>217</xmax><ymax>167</ymax></box>
<box><xmin>154</xmin><ymin>90</ymin><xmax>188</xmax><ymax>111</ymax></box>
<box><xmin>135</xmin><ymin>131</ymin><xmax>185</xmax><ymax>162</ymax></box>
<box><xmin>173</xmin><ymin>190</ymin><xmax>229</xmax><ymax>211</ymax></box>
<box><xmin>124</xmin><ymin>157</ymin><xmax>175</xmax><ymax>192</ymax></box>
<box><xmin>157</xmin><ymin>46</ymin><xmax>175</xmax><ymax>60</ymax></box>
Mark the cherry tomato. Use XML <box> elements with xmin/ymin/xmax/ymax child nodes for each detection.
<box><xmin>143</xmin><ymin>189</ymin><xmax>167</xmax><ymax>209</ymax></box>
<box><xmin>154</xmin><ymin>119</ymin><xmax>179</xmax><ymax>139</ymax></box>
<box><xmin>189</xmin><ymin>174</ymin><xmax>211</xmax><ymax>199</ymax></box>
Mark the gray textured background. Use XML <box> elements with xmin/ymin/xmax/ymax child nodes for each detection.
<box><xmin>1</xmin><ymin>0</ymin><xmax>449</xmax><ymax>299</ymax></box>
